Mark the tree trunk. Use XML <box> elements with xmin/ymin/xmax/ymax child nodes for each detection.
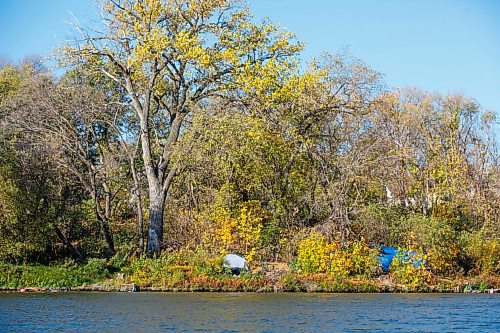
<box><xmin>101</xmin><ymin>181</ymin><xmax>115</xmax><ymax>255</ymax></box>
<box><xmin>137</xmin><ymin>200</ymin><xmax>145</xmax><ymax>251</ymax></box>
<box><xmin>128</xmin><ymin>77</ymin><xmax>179</xmax><ymax>256</ymax></box>
<box><xmin>146</xmin><ymin>188</ymin><xmax>166</xmax><ymax>256</ymax></box>
<box><xmin>96</xmin><ymin>214</ymin><xmax>115</xmax><ymax>255</ymax></box>
<box><xmin>87</xmin><ymin>170</ymin><xmax>115</xmax><ymax>255</ymax></box>
<box><xmin>91</xmin><ymin>196</ymin><xmax>115</xmax><ymax>256</ymax></box>
<box><xmin>129</xmin><ymin>155</ymin><xmax>145</xmax><ymax>251</ymax></box>
<box><xmin>54</xmin><ymin>225</ymin><xmax>84</xmax><ymax>261</ymax></box>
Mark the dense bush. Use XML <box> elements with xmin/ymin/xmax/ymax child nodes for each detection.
<box><xmin>295</xmin><ymin>232</ymin><xmax>380</xmax><ymax>277</ymax></box>
<box><xmin>390</xmin><ymin>251</ymin><xmax>433</xmax><ymax>288</ymax></box>
<box><xmin>460</xmin><ymin>222</ymin><xmax>499</xmax><ymax>275</ymax></box>
<box><xmin>123</xmin><ymin>248</ymin><xmax>228</xmax><ymax>287</ymax></box>
<box><xmin>405</xmin><ymin>216</ymin><xmax>460</xmax><ymax>275</ymax></box>
<box><xmin>295</xmin><ymin>232</ymin><xmax>337</xmax><ymax>273</ymax></box>
<box><xmin>199</xmin><ymin>200</ymin><xmax>267</xmax><ymax>263</ymax></box>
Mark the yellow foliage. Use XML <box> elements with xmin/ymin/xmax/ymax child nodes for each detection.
<box><xmin>200</xmin><ymin>200</ymin><xmax>266</xmax><ymax>263</ymax></box>
<box><xmin>296</xmin><ymin>232</ymin><xmax>338</xmax><ymax>273</ymax></box>
<box><xmin>462</xmin><ymin>227</ymin><xmax>499</xmax><ymax>275</ymax></box>
<box><xmin>390</xmin><ymin>253</ymin><xmax>433</xmax><ymax>287</ymax></box>
<box><xmin>296</xmin><ymin>234</ymin><xmax>380</xmax><ymax>277</ymax></box>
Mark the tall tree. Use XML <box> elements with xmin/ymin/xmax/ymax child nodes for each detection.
<box><xmin>63</xmin><ymin>0</ymin><xmax>301</xmax><ymax>254</ymax></box>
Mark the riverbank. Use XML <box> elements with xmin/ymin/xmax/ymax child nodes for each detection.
<box><xmin>1</xmin><ymin>261</ymin><xmax>498</xmax><ymax>293</ymax></box>
<box><xmin>2</xmin><ymin>280</ymin><xmax>499</xmax><ymax>294</ymax></box>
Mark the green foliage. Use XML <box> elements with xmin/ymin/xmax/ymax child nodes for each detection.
<box><xmin>0</xmin><ymin>147</ymin><xmax>53</xmax><ymax>262</ymax></box>
<box><xmin>177</xmin><ymin>111</ymin><xmax>304</xmax><ymax>257</ymax></box>
<box><xmin>460</xmin><ymin>222</ymin><xmax>499</xmax><ymax>275</ymax></box>
<box><xmin>356</xmin><ymin>204</ymin><xmax>410</xmax><ymax>246</ymax></box>
<box><xmin>406</xmin><ymin>216</ymin><xmax>460</xmax><ymax>275</ymax></box>
<box><xmin>279</xmin><ymin>274</ymin><xmax>304</xmax><ymax>291</ymax></box>
<box><xmin>124</xmin><ymin>248</ymin><xmax>228</xmax><ymax>287</ymax></box>
<box><xmin>124</xmin><ymin>254</ymin><xmax>178</xmax><ymax>287</ymax></box>
<box><xmin>184</xmin><ymin>247</ymin><xmax>228</xmax><ymax>277</ymax></box>
<box><xmin>0</xmin><ymin>259</ymin><xmax>109</xmax><ymax>288</ymax></box>
<box><xmin>80</xmin><ymin>258</ymin><xmax>109</xmax><ymax>279</ymax></box>
<box><xmin>0</xmin><ymin>64</ymin><xmax>22</xmax><ymax>102</ymax></box>
<box><xmin>347</xmin><ymin>239</ymin><xmax>382</xmax><ymax>277</ymax></box>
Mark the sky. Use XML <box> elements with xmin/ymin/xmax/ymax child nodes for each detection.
<box><xmin>0</xmin><ymin>0</ymin><xmax>499</xmax><ymax>119</ymax></box>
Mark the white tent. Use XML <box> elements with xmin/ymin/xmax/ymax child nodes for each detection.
<box><xmin>222</xmin><ymin>254</ymin><xmax>249</xmax><ymax>275</ymax></box>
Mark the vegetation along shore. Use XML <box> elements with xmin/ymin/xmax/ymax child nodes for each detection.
<box><xmin>0</xmin><ymin>0</ymin><xmax>498</xmax><ymax>292</ymax></box>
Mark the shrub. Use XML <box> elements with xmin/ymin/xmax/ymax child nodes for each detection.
<box><xmin>182</xmin><ymin>247</ymin><xmax>227</xmax><ymax>277</ymax></box>
<box><xmin>390</xmin><ymin>251</ymin><xmax>433</xmax><ymax>288</ymax></box>
<box><xmin>123</xmin><ymin>254</ymin><xmax>177</xmax><ymax>287</ymax></box>
<box><xmin>124</xmin><ymin>247</ymin><xmax>228</xmax><ymax>288</ymax></box>
<box><xmin>296</xmin><ymin>233</ymin><xmax>380</xmax><ymax>277</ymax></box>
<box><xmin>356</xmin><ymin>204</ymin><xmax>410</xmax><ymax>246</ymax></box>
<box><xmin>348</xmin><ymin>239</ymin><xmax>381</xmax><ymax>276</ymax></box>
<box><xmin>404</xmin><ymin>215</ymin><xmax>460</xmax><ymax>275</ymax></box>
<box><xmin>80</xmin><ymin>258</ymin><xmax>108</xmax><ymax>280</ymax></box>
<box><xmin>199</xmin><ymin>200</ymin><xmax>267</xmax><ymax>263</ymax></box>
<box><xmin>295</xmin><ymin>232</ymin><xmax>337</xmax><ymax>273</ymax></box>
<box><xmin>461</xmin><ymin>222</ymin><xmax>499</xmax><ymax>275</ymax></box>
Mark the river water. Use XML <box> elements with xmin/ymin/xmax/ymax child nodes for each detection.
<box><xmin>0</xmin><ymin>292</ymin><xmax>498</xmax><ymax>332</ymax></box>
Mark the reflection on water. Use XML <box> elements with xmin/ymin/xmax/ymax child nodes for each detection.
<box><xmin>0</xmin><ymin>292</ymin><xmax>499</xmax><ymax>332</ymax></box>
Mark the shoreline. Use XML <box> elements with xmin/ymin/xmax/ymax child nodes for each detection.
<box><xmin>2</xmin><ymin>261</ymin><xmax>498</xmax><ymax>295</ymax></box>
<box><xmin>2</xmin><ymin>278</ymin><xmax>499</xmax><ymax>294</ymax></box>
<box><xmin>2</xmin><ymin>288</ymin><xmax>499</xmax><ymax>294</ymax></box>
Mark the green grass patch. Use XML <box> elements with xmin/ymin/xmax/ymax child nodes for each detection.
<box><xmin>0</xmin><ymin>259</ymin><xmax>109</xmax><ymax>288</ymax></box>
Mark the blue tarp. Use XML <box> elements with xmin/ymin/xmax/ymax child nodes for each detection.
<box><xmin>377</xmin><ymin>246</ymin><xmax>398</xmax><ymax>273</ymax></box>
<box><xmin>376</xmin><ymin>246</ymin><xmax>424</xmax><ymax>273</ymax></box>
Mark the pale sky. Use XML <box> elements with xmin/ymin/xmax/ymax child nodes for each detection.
<box><xmin>1</xmin><ymin>0</ymin><xmax>499</xmax><ymax>126</ymax></box>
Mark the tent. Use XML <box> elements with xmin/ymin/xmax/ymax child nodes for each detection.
<box><xmin>222</xmin><ymin>254</ymin><xmax>249</xmax><ymax>275</ymax></box>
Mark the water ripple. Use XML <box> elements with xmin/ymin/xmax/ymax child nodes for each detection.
<box><xmin>0</xmin><ymin>293</ymin><xmax>498</xmax><ymax>332</ymax></box>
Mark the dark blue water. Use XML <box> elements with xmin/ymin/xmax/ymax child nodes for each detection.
<box><xmin>0</xmin><ymin>292</ymin><xmax>498</xmax><ymax>332</ymax></box>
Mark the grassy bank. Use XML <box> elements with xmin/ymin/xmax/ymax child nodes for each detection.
<box><xmin>0</xmin><ymin>259</ymin><xmax>109</xmax><ymax>289</ymax></box>
<box><xmin>1</xmin><ymin>260</ymin><xmax>498</xmax><ymax>293</ymax></box>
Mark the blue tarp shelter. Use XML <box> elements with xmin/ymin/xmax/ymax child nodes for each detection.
<box><xmin>377</xmin><ymin>246</ymin><xmax>398</xmax><ymax>273</ymax></box>
<box><xmin>376</xmin><ymin>246</ymin><xmax>424</xmax><ymax>273</ymax></box>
